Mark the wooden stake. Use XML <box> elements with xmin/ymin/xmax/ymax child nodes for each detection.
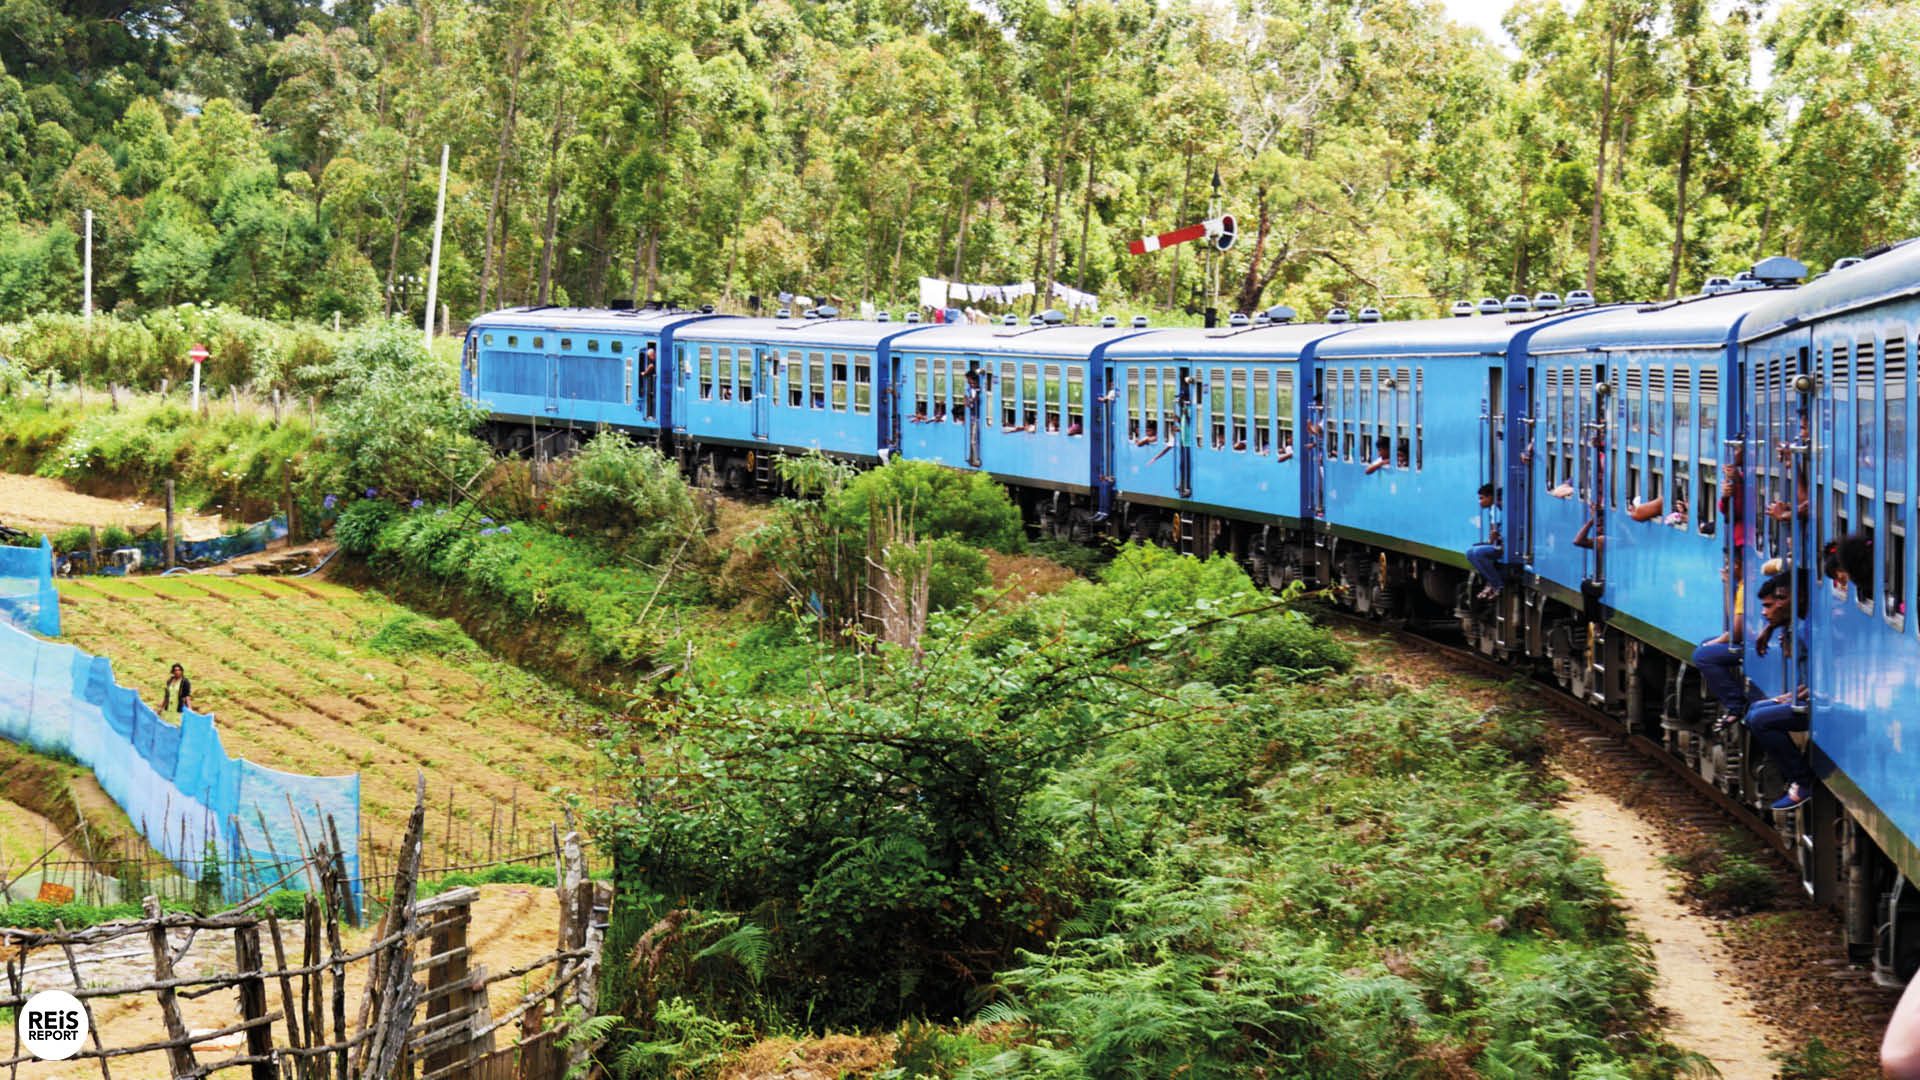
<box><xmin>233</xmin><ymin>922</ymin><xmax>275</xmax><ymax>1080</ymax></box>
<box><xmin>51</xmin><ymin>921</ymin><xmax>112</xmax><ymax>1080</ymax></box>
<box><xmin>143</xmin><ymin>896</ymin><xmax>198</xmax><ymax>1078</ymax></box>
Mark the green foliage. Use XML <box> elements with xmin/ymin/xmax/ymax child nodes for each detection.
<box><xmin>193</xmin><ymin>837</ymin><xmax>224</xmax><ymax>914</ymax></box>
<box><xmin>0</xmin><ymin>306</ymin><xmax>338</xmax><ymax>392</ymax></box>
<box><xmin>316</xmin><ymin>320</ymin><xmax>489</xmax><ymax>500</ymax></box>
<box><xmin>1187</xmin><ymin>608</ymin><xmax>1355</xmax><ymax>687</ymax></box>
<box><xmin>920</xmin><ymin>536</ymin><xmax>990</xmax><ymax>613</ymax></box>
<box><xmin>829</xmin><ymin>459</ymin><xmax>1026</xmax><ymax>554</ymax></box>
<box><xmin>334</xmin><ymin>497</ymin><xmax>399</xmax><ymax>555</ymax></box>
<box><xmin>364</xmin><ymin>611</ymin><xmax>474</xmax><ymax>656</ymax></box>
<box><xmin>1771</xmin><ymin>1037</ymin><xmax>1851</xmax><ymax>1080</ymax></box>
<box><xmin>0</xmin><ymin>896</ymin><xmax>193</xmax><ymax>929</ymax></box>
<box><xmin>1664</xmin><ymin>837</ymin><xmax>1780</xmax><ymax>914</ymax></box>
<box><xmin>361</xmin><ymin>508</ymin><xmax>676</xmax><ymax>669</ymax></box>
<box><xmin>609</xmin><ymin>997</ymin><xmax>752</xmax><ymax>1080</ymax></box>
<box><xmin>0</xmin><ymin>393</ymin><xmax>320</xmax><ymax>518</ymax></box>
<box><xmin>549</xmin><ymin>433</ymin><xmax>700</xmax><ymax>562</ymax></box>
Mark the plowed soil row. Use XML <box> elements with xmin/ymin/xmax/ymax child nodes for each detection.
<box><xmin>55</xmin><ymin>575</ymin><xmax>605</xmax><ymax>854</ymax></box>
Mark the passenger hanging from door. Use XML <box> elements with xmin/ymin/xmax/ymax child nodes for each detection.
<box><xmin>640</xmin><ymin>343</ymin><xmax>658</xmax><ymax>419</ymax></box>
<box><xmin>1467</xmin><ymin>483</ymin><xmax>1507</xmax><ymax>601</ymax></box>
<box><xmin>1738</xmin><ymin>572</ymin><xmax>1813</xmax><ymax>809</ymax></box>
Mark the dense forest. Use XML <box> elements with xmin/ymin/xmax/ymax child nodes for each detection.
<box><xmin>0</xmin><ymin>0</ymin><xmax>1914</xmax><ymax>327</ymax></box>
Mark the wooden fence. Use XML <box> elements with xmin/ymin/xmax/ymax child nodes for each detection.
<box><xmin>0</xmin><ymin>779</ymin><xmax>611</xmax><ymax>1080</ymax></box>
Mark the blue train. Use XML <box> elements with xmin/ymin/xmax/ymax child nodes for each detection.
<box><xmin>464</xmin><ymin>247</ymin><xmax>1920</xmax><ymax>982</ymax></box>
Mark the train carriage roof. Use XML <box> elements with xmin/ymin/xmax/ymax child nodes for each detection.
<box><xmin>1740</xmin><ymin>239</ymin><xmax>1920</xmax><ymax>343</ymax></box>
<box><xmin>1312</xmin><ymin>310</ymin><xmax>1596</xmax><ymax>360</ymax></box>
<box><xmin>1528</xmin><ymin>290</ymin><xmax>1787</xmax><ymax>354</ymax></box>
<box><xmin>469</xmin><ymin>307</ymin><xmax>717</xmax><ymax>333</ymax></box>
<box><xmin>884</xmin><ymin>323</ymin><xmax>1149</xmax><ymax>358</ymax></box>
<box><xmin>1103</xmin><ymin>323</ymin><xmax>1353</xmax><ymax>360</ymax></box>
<box><xmin>675</xmin><ymin>317</ymin><xmax>933</xmax><ymax>349</ymax></box>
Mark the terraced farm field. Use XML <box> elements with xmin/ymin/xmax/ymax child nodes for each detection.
<box><xmin>55</xmin><ymin>574</ymin><xmax>606</xmax><ymax>856</ymax></box>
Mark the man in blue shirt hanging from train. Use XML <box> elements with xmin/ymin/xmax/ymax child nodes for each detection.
<box><xmin>1467</xmin><ymin>483</ymin><xmax>1505</xmax><ymax>602</ymax></box>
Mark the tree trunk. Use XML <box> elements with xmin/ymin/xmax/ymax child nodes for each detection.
<box><xmin>628</xmin><ymin>223</ymin><xmax>647</xmax><ymax>306</ymax></box>
<box><xmin>950</xmin><ymin>170</ymin><xmax>972</xmax><ymax>283</ymax></box>
<box><xmin>383</xmin><ymin>143</ymin><xmax>417</xmax><ymax>317</ymax></box>
<box><xmin>480</xmin><ymin>17</ymin><xmax>530</xmax><ymax>313</ymax></box>
<box><xmin>1075</xmin><ymin>150</ymin><xmax>1095</xmax><ymax>297</ymax></box>
<box><xmin>1512</xmin><ymin>172</ymin><xmax>1531</xmax><ymax>293</ymax></box>
<box><xmin>1168</xmin><ymin>144</ymin><xmax>1194</xmax><ymax>309</ymax></box>
<box><xmin>1041</xmin><ymin>2</ymin><xmax>1081</xmax><ymax>313</ymax></box>
<box><xmin>535</xmin><ymin>106</ymin><xmax>570</xmax><ymax>305</ymax></box>
<box><xmin>1235</xmin><ymin>187</ymin><xmax>1272</xmax><ymax>314</ymax></box>
<box><xmin>890</xmin><ymin>180</ymin><xmax>916</xmax><ymax>304</ymax></box>
<box><xmin>1664</xmin><ymin>79</ymin><xmax>1695</xmax><ymax>299</ymax></box>
<box><xmin>1585</xmin><ymin>23</ymin><xmax>1618</xmax><ymax>293</ymax></box>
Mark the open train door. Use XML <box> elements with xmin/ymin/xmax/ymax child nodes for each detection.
<box><xmin>1304</xmin><ymin>368</ymin><xmax>1327</xmax><ymax>519</ymax></box>
<box><xmin>752</xmin><ymin>347</ymin><xmax>772</xmax><ymax>441</ymax></box>
<box><xmin>1581</xmin><ymin>363</ymin><xmax>1608</xmax><ymax>591</ymax></box>
<box><xmin>1746</xmin><ymin>332</ymin><xmax>1814</xmax><ymax>697</ymax></box>
<box><xmin>1176</xmin><ymin>364</ymin><xmax>1194</xmax><ymax>498</ymax></box>
<box><xmin>964</xmin><ymin>358</ymin><xmax>984</xmax><ymax>468</ymax></box>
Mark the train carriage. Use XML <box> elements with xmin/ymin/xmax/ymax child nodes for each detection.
<box><xmin>667</xmin><ymin>316</ymin><xmax>934</xmax><ymax>485</ymax></box>
<box><xmin>1308</xmin><ymin>310</ymin><xmax>1603</xmax><ymax>596</ymax></box>
<box><xmin>889</xmin><ymin>322</ymin><xmax>1144</xmax><ymax>534</ymax></box>
<box><xmin>1741</xmin><ymin>245</ymin><xmax>1920</xmax><ymax>976</ymax></box>
<box><xmin>1523</xmin><ymin>286</ymin><xmax>1791</xmax><ymax>663</ymax></box>
<box><xmin>464</xmin><ymin>308</ymin><xmax>720</xmax><ymax>452</ymax></box>
<box><xmin>1099</xmin><ymin>322</ymin><xmax>1348</xmax><ymax>568</ymax></box>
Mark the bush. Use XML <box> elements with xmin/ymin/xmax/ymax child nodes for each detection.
<box><xmin>365</xmin><ymin>611</ymin><xmax>472</xmax><ymax>656</ymax></box>
<box><xmin>828</xmin><ymin>458</ymin><xmax>1025</xmax><ymax>553</ymax></box>
<box><xmin>548</xmin><ymin>432</ymin><xmax>699</xmax><ymax>561</ymax></box>
<box><xmin>317</xmin><ymin>322</ymin><xmax>488</xmax><ymax>501</ymax></box>
<box><xmin>0</xmin><ymin>306</ymin><xmax>337</xmax><ymax>392</ymax></box>
<box><xmin>922</xmin><ymin>536</ymin><xmax>990</xmax><ymax>612</ymax></box>
<box><xmin>333</xmin><ymin>498</ymin><xmax>398</xmax><ymax>555</ymax></box>
<box><xmin>1188</xmin><ymin>608</ymin><xmax>1354</xmax><ymax>686</ymax></box>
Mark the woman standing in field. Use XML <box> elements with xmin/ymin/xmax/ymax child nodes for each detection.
<box><xmin>163</xmin><ymin>663</ymin><xmax>193</xmax><ymax>716</ymax></box>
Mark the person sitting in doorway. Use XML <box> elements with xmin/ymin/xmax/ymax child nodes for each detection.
<box><xmin>1466</xmin><ymin>483</ymin><xmax>1506</xmax><ymax>601</ymax></box>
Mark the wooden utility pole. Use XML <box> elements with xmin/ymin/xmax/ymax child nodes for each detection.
<box><xmin>164</xmin><ymin>480</ymin><xmax>176</xmax><ymax>570</ymax></box>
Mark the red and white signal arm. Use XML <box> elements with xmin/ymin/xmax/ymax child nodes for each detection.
<box><xmin>1129</xmin><ymin>214</ymin><xmax>1235</xmax><ymax>255</ymax></box>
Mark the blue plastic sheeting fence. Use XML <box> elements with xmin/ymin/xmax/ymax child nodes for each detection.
<box><xmin>76</xmin><ymin>515</ymin><xmax>291</xmax><ymax>575</ymax></box>
<box><xmin>0</xmin><ymin>539</ymin><xmax>60</xmax><ymax>637</ymax></box>
<box><xmin>0</xmin><ymin>621</ymin><xmax>361</xmax><ymax>904</ymax></box>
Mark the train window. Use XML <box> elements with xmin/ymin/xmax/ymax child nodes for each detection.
<box><xmin>507</xmin><ymin>335</ymin><xmax>518</xmax><ymax>347</ymax></box>
<box><xmin>1042</xmin><ymin>365</ymin><xmax>1062</xmax><ymax>432</ymax></box>
<box><xmin>1624</xmin><ymin>367</ymin><xmax>1643</xmax><ymax>506</ymax></box>
<box><xmin>1145</xmin><ymin>369</ymin><xmax>1162</xmax><ymax>442</ymax></box>
<box><xmin>1253</xmin><ymin>370</ymin><xmax>1271</xmax><ymax>454</ymax></box>
<box><xmin>831</xmin><ymin>354</ymin><xmax>849</xmax><ymax>412</ymax></box>
<box><xmin>1020</xmin><ymin>364</ymin><xmax>1038</xmax><ymax>429</ymax></box>
<box><xmin>854</xmin><ymin>356</ymin><xmax>871</xmax><ymax>414</ymax></box>
<box><xmin>1127</xmin><ymin>368</ymin><xmax>1142</xmax><ymax>439</ymax></box>
<box><xmin>1342</xmin><ymin>369</ymin><xmax>1356</xmax><ymax>461</ymax></box>
<box><xmin>613</xmin><ymin>340</ymin><xmax>624</xmax><ymax>355</ymax></box>
<box><xmin>1066</xmin><ymin>367</ymin><xmax>1083</xmax><ymax>436</ymax></box>
<box><xmin>934</xmin><ymin>359</ymin><xmax>951</xmax><ymax>421</ymax></box>
<box><xmin>913</xmin><ymin>359</ymin><xmax>929</xmax><ymax>419</ymax></box>
<box><xmin>713</xmin><ymin>347</ymin><xmax>732</xmax><ymax>401</ymax></box>
<box><xmin>1228</xmin><ymin>370</ymin><xmax>1246</xmax><ymax>450</ymax></box>
<box><xmin>787</xmin><ymin>350</ymin><xmax>803</xmax><ymax>407</ymax></box>
<box><xmin>1358</xmin><ymin>369</ymin><xmax>1373</xmax><ymax>463</ymax></box>
<box><xmin>740</xmin><ymin>350</ymin><xmax>754</xmax><ymax>403</ymax></box>
<box><xmin>1673</xmin><ymin>368</ymin><xmax>1692</xmax><ymax>524</ymax></box>
<box><xmin>1278</xmin><ymin>370</ymin><xmax>1295</xmax><ymax>453</ymax></box>
<box><xmin>1886</xmin><ymin>336</ymin><xmax>1907</xmax><ymax>627</ymax></box>
<box><xmin>1209</xmin><ymin>369</ymin><xmax>1227</xmax><ymax>449</ymax></box>
<box><xmin>560</xmin><ymin>338</ymin><xmax>573</xmax><ymax>351</ymax></box>
<box><xmin>1544</xmin><ymin>369</ymin><xmax>1560</xmax><ymax>488</ymax></box>
<box><xmin>1648</xmin><ymin>366</ymin><xmax>1667</xmax><ymax>513</ymax></box>
<box><xmin>698</xmin><ymin>346</ymin><xmax>714</xmax><ymax>400</ymax></box>
<box><xmin>1832</xmin><ymin>342</ymin><xmax>1851</xmax><ymax>543</ymax></box>
<box><xmin>1162</xmin><ymin>368</ymin><xmax>1179</xmax><ymax>444</ymax></box>
<box><xmin>483</xmin><ymin>334</ymin><xmax>495</xmax><ymax>346</ymax></box>
<box><xmin>533</xmin><ymin>336</ymin><xmax>545</xmax><ymax>349</ymax></box>
<box><xmin>1001</xmin><ymin>362</ymin><xmax>1017</xmax><ymax>427</ymax></box>
<box><xmin>587</xmin><ymin>339</ymin><xmax>599</xmax><ymax>353</ymax></box>
<box><xmin>808</xmin><ymin>352</ymin><xmax>826</xmax><ymax>409</ymax></box>
<box><xmin>1698</xmin><ymin>368</ymin><xmax>1719</xmax><ymax>536</ymax></box>
<box><xmin>1415</xmin><ymin>367</ymin><xmax>1424</xmax><ymax>470</ymax></box>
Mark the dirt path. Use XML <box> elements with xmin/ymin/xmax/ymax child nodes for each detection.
<box><xmin>0</xmin><ymin>473</ymin><xmax>226</xmax><ymax>540</ymax></box>
<box><xmin>1554</xmin><ymin>771</ymin><xmax>1791</xmax><ymax>1078</ymax></box>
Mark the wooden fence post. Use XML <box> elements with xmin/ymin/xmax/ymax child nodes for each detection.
<box><xmin>142</xmin><ymin>896</ymin><xmax>198</xmax><ymax>1078</ymax></box>
<box><xmin>164</xmin><ymin>480</ymin><xmax>176</xmax><ymax>571</ymax></box>
<box><xmin>421</xmin><ymin>901</ymin><xmax>473</xmax><ymax>1080</ymax></box>
<box><xmin>233</xmin><ymin>922</ymin><xmax>275</xmax><ymax>1080</ymax></box>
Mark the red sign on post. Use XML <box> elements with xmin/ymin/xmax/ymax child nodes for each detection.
<box><xmin>188</xmin><ymin>343</ymin><xmax>209</xmax><ymax>366</ymax></box>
